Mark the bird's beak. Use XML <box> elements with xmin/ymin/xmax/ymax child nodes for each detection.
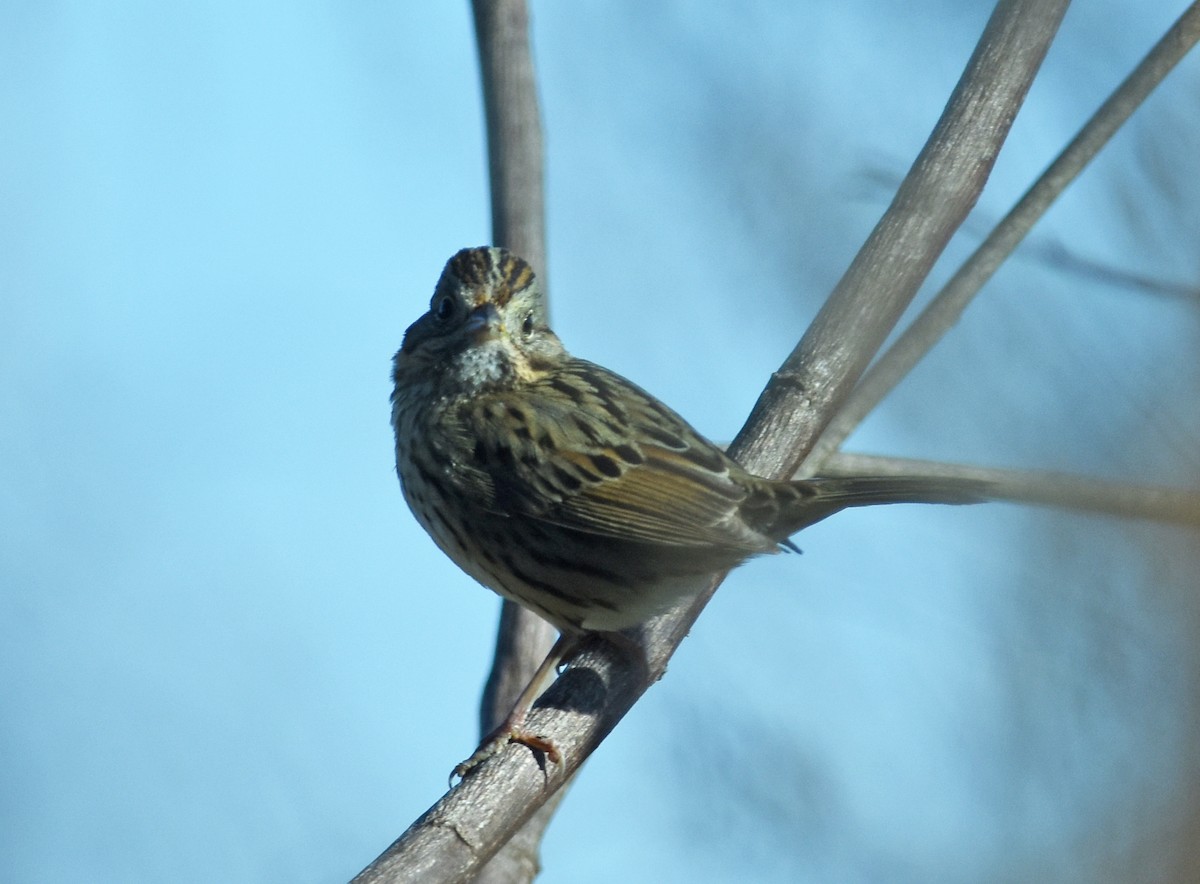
<box><xmin>464</xmin><ymin>302</ymin><xmax>504</xmax><ymax>340</ymax></box>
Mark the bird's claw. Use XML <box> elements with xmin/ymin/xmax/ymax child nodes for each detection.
<box><xmin>450</xmin><ymin>725</ymin><xmax>561</xmax><ymax>784</ymax></box>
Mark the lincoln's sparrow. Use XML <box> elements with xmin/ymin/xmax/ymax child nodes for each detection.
<box><xmin>392</xmin><ymin>246</ymin><xmax>984</xmax><ymax>776</ymax></box>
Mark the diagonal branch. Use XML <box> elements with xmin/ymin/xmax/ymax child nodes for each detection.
<box><xmin>806</xmin><ymin>0</ymin><xmax>1200</xmax><ymax>469</ymax></box>
<box><xmin>352</xmin><ymin>2</ymin><xmax>1070</xmax><ymax>880</ymax></box>
<box><xmin>732</xmin><ymin>0</ymin><xmax>1070</xmax><ymax>480</ymax></box>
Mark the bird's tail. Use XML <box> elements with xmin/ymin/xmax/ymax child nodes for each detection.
<box><xmin>749</xmin><ymin>475</ymin><xmax>993</xmax><ymax>542</ymax></box>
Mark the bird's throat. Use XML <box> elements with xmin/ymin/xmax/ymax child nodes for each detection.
<box><xmin>454</xmin><ymin>338</ymin><xmax>521</xmax><ymax>392</ymax></box>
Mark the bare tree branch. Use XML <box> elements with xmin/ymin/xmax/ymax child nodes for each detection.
<box><xmin>473</xmin><ymin>0</ymin><xmax>546</xmax><ymax>279</ymax></box>
<box><xmin>352</xmin><ymin>2</ymin><xmax>1070</xmax><ymax>880</ymax></box>
<box><xmin>806</xmin><ymin>0</ymin><xmax>1200</xmax><ymax>469</ymax></box>
<box><xmin>732</xmin><ymin>0</ymin><xmax>1070</xmax><ymax>480</ymax></box>
<box><xmin>820</xmin><ymin>452</ymin><xmax>1200</xmax><ymax>526</ymax></box>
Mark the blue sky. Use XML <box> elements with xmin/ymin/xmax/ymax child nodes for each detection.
<box><xmin>3</xmin><ymin>2</ymin><xmax>1199</xmax><ymax>882</ymax></box>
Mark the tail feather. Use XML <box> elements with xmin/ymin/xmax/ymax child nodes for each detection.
<box><xmin>770</xmin><ymin>475</ymin><xmax>991</xmax><ymax>539</ymax></box>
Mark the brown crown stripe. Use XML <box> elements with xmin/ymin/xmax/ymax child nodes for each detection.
<box><xmin>444</xmin><ymin>247</ymin><xmax>537</xmax><ymax>311</ymax></box>
<box><xmin>446</xmin><ymin>247</ymin><xmax>494</xmax><ymax>286</ymax></box>
<box><xmin>500</xmin><ymin>251</ymin><xmax>535</xmax><ymax>294</ymax></box>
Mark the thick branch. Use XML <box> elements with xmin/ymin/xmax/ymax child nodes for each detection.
<box><xmin>353</xmin><ymin>2</ymin><xmax>1069</xmax><ymax>880</ymax></box>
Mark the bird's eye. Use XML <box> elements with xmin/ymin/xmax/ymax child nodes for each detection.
<box><xmin>433</xmin><ymin>295</ymin><xmax>455</xmax><ymax>323</ymax></box>
<box><xmin>521</xmin><ymin>312</ymin><xmax>534</xmax><ymax>336</ymax></box>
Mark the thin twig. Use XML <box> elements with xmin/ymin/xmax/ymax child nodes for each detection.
<box><xmin>820</xmin><ymin>452</ymin><xmax>1200</xmax><ymax>526</ymax></box>
<box><xmin>352</xmin><ymin>2</ymin><xmax>1069</xmax><ymax>880</ymax></box>
<box><xmin>805</xmin><ymin>0</ymin><xmax>1200</xmax><ymax>470</ymax></box>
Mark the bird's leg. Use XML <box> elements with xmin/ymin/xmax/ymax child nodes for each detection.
<box><xmin>452</xmin><ymin>631</ymin><xmax>581</xmax><ymax>781</ymax></box>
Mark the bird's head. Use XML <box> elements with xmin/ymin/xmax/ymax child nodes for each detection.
<box><xmin>395</xmin><ymin>247</ymin><xmax>565</xmax><ymax>393</ymax></box>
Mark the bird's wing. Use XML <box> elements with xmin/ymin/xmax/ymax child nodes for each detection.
<box><xmin>444</xmin><ymin>360</ymin><xmax>771</xmax><ymax>553</ymax></box>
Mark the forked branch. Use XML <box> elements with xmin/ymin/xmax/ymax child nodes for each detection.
<box><xmin>353</xmin><ymin>1</ymin><xmax>1071</xmax><ymax>880</ymax></box>
<box><xmin>806</xmin><ymin>0</ymin><xmax>1200</xmax><ymax>469</ymax></box>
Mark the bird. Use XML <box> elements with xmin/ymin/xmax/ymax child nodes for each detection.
<box><xmin>391</xmin><ymin>246</ymin><xmax>986</xmax><ymax>777</ymax></box>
